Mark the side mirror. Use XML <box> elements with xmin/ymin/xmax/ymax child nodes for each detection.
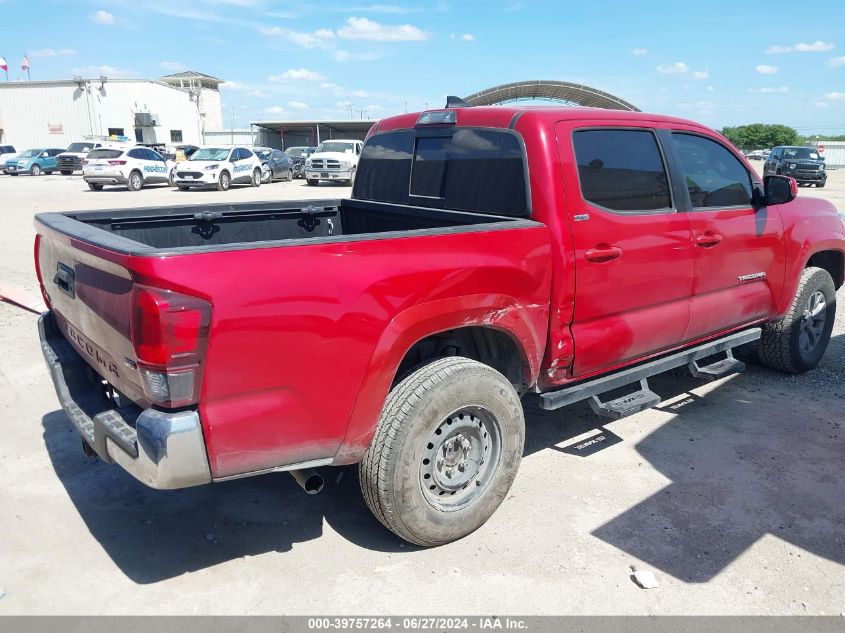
<box><xmin>764</xmin><ymin>175</ymin><xmax>797</xmax><ymax>205</ymax></box>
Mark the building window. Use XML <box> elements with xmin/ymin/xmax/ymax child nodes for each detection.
<box><xmin>134</xmin><ymin>128</ymin><xmax>144</xmax><ymax>143</ymax></box>
<box><xmin>108</xmin><ymin>127</ymin><xmax>125</xmax><ymax>137</ymax></box>
<box><xmin>170</xmin><ymin>130</ymin><xmax>183</xmax><ymax>143</ymax></box>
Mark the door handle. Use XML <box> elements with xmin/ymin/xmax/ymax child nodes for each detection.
<box><xmin>695</xmin><ymin>232</ymin><xmax>723</xmax><ymax>247</ymax></box>
<box><xmin>585</xmin><ymin>245</ymin><xmax>623</xmax><ymax>262</ymax></box>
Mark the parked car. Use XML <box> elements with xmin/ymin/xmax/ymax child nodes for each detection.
<box><xmin>763</xmin><ymin>146</ymin><xmax>827</xmax><ymax>187</ymax></box>
<box><xmin>82</xmin><ymin>146</ymin><xmax>175</xmax><ymax>191</ymax></box>
<box><xmin>4</xmin><ymin>148</ymin><xmax>64</xmax><ymax>175</ymax></box>
<box><xmin>172</xmin><ymin>146</ymin><xmax>263</xmax><ymax>191</ymax></box>
<box><xmin>304</xmin><ymin>139</ymin><xmax>362</xmax><ymax>186</ymax></box>
<box><xmin>287</xmin><ymin>146</ymin><xmax>316</xmax><ymax>179</ymax></box>
<box><xmin>33</xmin><ymin>105</ymin><xmax>844</xmax><ymax>547</ymax></box>
<box><xmin>57</xmin><ymin>142</ymin><xmax>108</xmax><ymax>175</ymax></box>
<box><xmin>256</xmin><ymin>147</ymin><xmax>294</xmax><ymax>183</ymax></box>
<box><xmin>0</xmin><ymin>144</ymin><xmax>18</xmax><ymax>167</ymax></box>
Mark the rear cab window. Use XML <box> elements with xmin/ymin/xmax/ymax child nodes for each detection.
<box><xmin>354</xmin><ymin>128</ymin><xmax>529</xmax><ymax>217</ymax></box>
<box><xmin>572</xmin><ymin>129</ymin><xmax>672</xmax><ymax>213</ymax></box>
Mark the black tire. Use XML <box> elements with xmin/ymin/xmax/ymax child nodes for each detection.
<box><xmin>30</xmin><ymin>164</ymin><xmax>42</xmax><ymax>176</ymax></box>
<box><xmin>347</xmin><ymin>166</ymin><xmax>357</xmax><ymax>187</ymax></box>
<box><xmin>286</xmin><ymin>168</ymin><xmax>293</xmax><ymax>182</ymax></box>
<box><xmin>87</xmin><ymin>182</ymin><xmax>103</xmax><ymax>191</ymax></box>
<box><xmin>251</xmin><ymin>168</ymin><xmax>262</xmax><ymax>187</ymax></box>
<box><xmin>261</xmin><ymin>168</ymin><xmax>272</xmax><ymax>184</ymax></box>
<box><xmin>359</xmin><ymin>357</ymin><xmax>525</xmax><ymax>547</ymax></box>
<box><xmin>168</xmin><ymin>169</ymin><xmax>175</xmax><ymax>187</ymax></box>
<box><xmin>306</xmin><ymin>178</ymin><xmax>319</xmax><ymax>187</ymax></box>
<box><xmin>178</xmin><ymin>185</ymin><xmax>189</xmax><ymax>191</ymax></box>
<box><xmin>217</xmin><ymin>171</ymin><xmax>230</xmax><ymax>191</ymax></box>
<box><xmin>127</xmin><ymin>170</ymin><xmax>143</xmax><ymax>191</ymax></box>
<box><xmin>758</xmin><ymin>266</ymin><xmax>836</xmax><ymax>373</ymax></box>
<box><xmin>60</xmin><ymin>170</ymin><xmax>72</xmax><ymax>176</ymax></box>
<box><xmin>816</xmin><ymin>181</ymin><xmax>826</xmax><ymax>188</ymax></box>
<box><xmin>10</xmin><ymin>172</ymin><xmax>18</xmax><ymax>176</ymax></box>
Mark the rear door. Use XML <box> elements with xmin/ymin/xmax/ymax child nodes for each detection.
<box><xmin>557</xmin><ymin>122</ymin><xmax>695</xmax><ymax>378</ymax></box>
<box><xmin>667</xmin><ymin>131</ymin><xmax>785</xmax><ymax>339</ymax></box>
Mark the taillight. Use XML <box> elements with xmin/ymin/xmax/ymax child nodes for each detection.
<box><xmin>33</xmin><ymin>234</ymin><xmax>50</xmax><ymax>309</ymax></box>
<box><xmin>130</xmin><ymin>285</ymin><xmax>211</xmax><ymax>408</ymax></box>
<box><xmin>108</xmin><ymin>160</ymin><xmax>127</xmax><ymax>166</ymax></box>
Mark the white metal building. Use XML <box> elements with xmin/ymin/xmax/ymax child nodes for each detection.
<box><xmin>806</xmin><ymin>141</ymin><xmax>845</xmax><ymax>168</ymax></box>
<box><xmin>0</xmin><ymin>70</ymin><xmax>223</xmax><ymax>150</ymax></box>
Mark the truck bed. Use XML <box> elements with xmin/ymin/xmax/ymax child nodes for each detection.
<box><xmin>37</xmin><ymin>198</ymin><xmax>526</xmax><ymax>254</ymax></box>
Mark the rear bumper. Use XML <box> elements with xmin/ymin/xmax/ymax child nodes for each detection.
<box><xmin>38</xmin><ymin>313</ymin><xmax>212</xmax><ymax>489</ymax></box>
<box><xmin>84</xmin><ymin>174</ymin><xmax>128</xmax><ymax>185</ymax></box>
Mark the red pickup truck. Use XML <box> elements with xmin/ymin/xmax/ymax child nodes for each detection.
<box><xmin>35</xmin><ymin>105</ymin><xmax>844</xmax><ymax>547</ymax></box>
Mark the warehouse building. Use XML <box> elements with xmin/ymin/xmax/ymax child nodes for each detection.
<box><xmin>0</xmin><ymin>70</ymin><xmax>223</xmax><ymax>149</ymax></box>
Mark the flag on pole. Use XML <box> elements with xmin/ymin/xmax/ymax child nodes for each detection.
<box><xmin>21</xmin><ymin>54</ymin><xmax>30</xmax><ymax>71</ymax></box>
<box><xmin>0</xmin><ymin>57</ymin><xmax>7</xmax><ymax>72</ymax></box>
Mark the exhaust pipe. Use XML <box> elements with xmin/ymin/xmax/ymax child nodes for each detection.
<box><xmin>289</xmin><ymin>468</ymin><xmax>324</xmax><ymax>495</ymax></box>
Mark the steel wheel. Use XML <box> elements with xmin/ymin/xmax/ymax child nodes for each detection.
<box><xmin>419</xmin><ymin>407</ymin><xmax>501</xmax><ymax>512</ymax></box>
<box><xmin>30</xmin><ymin>164</ymin><xmax>42</xmax><ymax>176</ymax></box>
<box><xmin>799</xmin><ymin>291</ymin><xmax>826</xmax><ymax>357</ymax></box>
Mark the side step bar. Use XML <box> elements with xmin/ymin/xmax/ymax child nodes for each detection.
<box><xmin>540</xmin><ymin>328</ymin><xmax>761</xmax><ymax>415</ymax></box>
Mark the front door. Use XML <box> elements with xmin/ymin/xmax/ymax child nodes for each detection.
<box><xmin>667</xmin><ymin>131</ymin><xmax>785</xmax><ymax>339</ymax></box>
<box><xmin>557</xmin><ymin>123</ymin><xmax>695</xmax><ymax>379</ymax></box>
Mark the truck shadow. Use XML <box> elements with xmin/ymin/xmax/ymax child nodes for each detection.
<box><xmin>574</xmin><ymin>332</ymin><xmax>844</xmax><ymax>583</ymax></box>
<box><xmin>42</xmin><ymin>333</ymin><xmax>844</xmax><ymax>585</ymax></box>
<box><xmin>41</xmin><ymin>412</ymin><xmax>402</xmax><ymax>584</ymax></box>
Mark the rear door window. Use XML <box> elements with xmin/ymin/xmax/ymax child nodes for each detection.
<box><xmin>572</xmin><ymin>129</ymin><xmax>672</xmax><ymax>213</ymax></box>
<box><xmin>671</xmin><ymin>133</ymin><xmax>752</xmax><ymax>208</ymax></box>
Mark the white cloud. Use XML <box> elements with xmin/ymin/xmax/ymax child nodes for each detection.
<box><xmin>221</xmin><ymin>81</ymin><xmax>268</xmax><ymax>98</ymax></box>
<box><xmin>656</xmin><ymin>62</ymin><xmax>689</xmax><ymax>74</ymax></box>
<box><xmin>824</xmin><ymin>91</ymin><xmax>845</xmax><ymax>101</ymax></box>
<box><xmin>264</xmin><ymin>106</ymin><xmax>285</xmax><ymax>115</ymax></box>
<box><xmin>337</xmin><ymin>17</ymin><xmax>430</xmax><ymax>41</ymax></box>
<box><xmin>334</xmin><ymin>49</ymin><xmax>381</xmax><ymax>62</ymax></box>
<box><xmin>352</xmin><ymin>90</ymin><xmax>369</xmax><ymax>98</ymax></box>
<box><xmin>747</xmin><ymin>86</ymin><xmax>789</xmax><ymax>94</ymax></box>
<box><xmin>691</xmin><ymin>70</ymin><xmax>709</xmax><ymax>79</ymax></box>
<box><xmin>321</xmin><ymin>82</ymin><xmax>341</xmax><ymax>91</ymax></box>
<box><xmin>158</xmin><ymin>61</ymin><xmax>186</xmax><ymax>72</ymax></box>
<box><xmin>828</xmin><ymin>55</ymin><xmax>845</xmax><ymax>67</ymax></box>
<box><xmin>631</xmin><ymin>48</ymin><xmax>647</xmax><ymax>55</ymax></box>
<box><xmin>461</xmin><ymin>33</ymin><xmax>475</xmax><ymax>41</ymax></box>
<box><xmin>766</xmin><ymin>40</ymin><xmax>835</xmax><ymax>53</ymax></box>
<box><xmin>755</xmin><ymin>64</ymin><xmax>779</xmax><ymax>74</ymax></box>
<box><xmin>706</xmin><ymin>85</ymin><xmax>715</xmax><ymax>92</ymax></box>
<box><xmin>345</xmin><ymin>4</ymin><xmax>423</xmax><ymax>12</ymax></box>
<box><xmin>260</xmin><ymin>26</ymin><xmax>335</xmax><ymax>48</ymax></box>
<box><xmin>288</xmin><ymin>101</ymin><xmax>309</xmax><ymax>110</ymax></box>
<box><xmin>31</xmin><ymin>48</ymin><xmax>77</xmax><ymax>58</ymax></box>
<box><xmin>90</xmin><ymin>10</ymin><xmax>114</xmax><ymax>25</ymax></box>
<box><xmin>268</xmin><ymin>68</ymin><xmax>325</xmax><ymax>81</ymax></box>
<box><xmin>71</xmin><ymin>64</ymin><xmax>134</xmax><ymax>78</ymax></box>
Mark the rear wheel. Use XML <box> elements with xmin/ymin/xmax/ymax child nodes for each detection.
<box><xmin>217</xmin><ymin>170</ymin><xmax>231</xmax><ymax>191</ymax></box>
<box><xmin>758</xmin><ymin>266</ymin><xmax>836</xmax><ymax>373</ymax></box>
<box><xmin>127</xmin><ymin>170</ymin><xmax>143</xmax><ymax>191</ymax></box>
<box><xmin>87</xmin><ymin>182</ymin><xmax>103</xmax><ymax>191</ymax></box>
<box><xmin>306</xmin><ymin>178</ymin><xmax>319</xmax><ymax>186</ymax></box>
<box><xmin>359</xmin><ymin>357</ymin><xmax>525</xmax><ymax>546</ymax></box>
<box><xmin>30</xmin><ymin>164</ymin><xmax>42</xmax><ymax>176</ymax></box>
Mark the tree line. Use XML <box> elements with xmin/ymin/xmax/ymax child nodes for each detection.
<box><xmin>720</xmin><ymin>123</ymin><xmax>845</xmax><ymax>150</ymax></box>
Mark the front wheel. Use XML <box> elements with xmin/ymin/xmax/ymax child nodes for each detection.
<box><xmin>261</xmin><ymin>168</ymin><xmax>271</xmax><ymax>184</ymax></box>
<box><xmin>816</xmin><ymin>181</ymin><xmax>826</xmax><ymax>188</ymax></box>
<box><xmin>30</xmin><ymin>164</ymin><xmax>42</xmax><ymax>176</ymax></box>
<box><xmin>359</xmin><ymin>357</ymin><xmax>525</xmax><ymax>547</ymax></box>
<box><xmin>217</xmin><ymin>171</ymin><xmax>231</xmax><ymax>191</ymax></box>
<box><xmin>251</xmin><ymin>168</ymin><xmax>262</xmax><ymax>187</ymax></box>
<box><xmin>306</xmin><ymin>178</ymin><xmax>319</xmax><ymax>186</ymax></box>
<box><xmin>61</xmin><ymin>170</ymin><xmax>72</xmax><ymax>176</ymax></box>
<box><xmin>758</xmin><ymin>266</ymin><xmax>836</xmax><ymax>373</ymax></box>
<box><xmin>87</xmin><ymin>182</ymin><xmax>103</xmax><ymax>191</ymax></box>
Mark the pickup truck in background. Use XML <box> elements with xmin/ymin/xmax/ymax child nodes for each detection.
<box><xmin>34</xmin><ymin>104</ymin><xmax>845</xmax><ymax>546</ymax></box>
<box><xmin>304</xmin><ymin>139</ymin><xmax>363</xmax><ymax>186</ymax></box>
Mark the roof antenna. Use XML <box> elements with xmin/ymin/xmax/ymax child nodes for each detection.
<box><xmin>445</xmin><ymin>95</ymin><xmax>471</xmax><ymax>108</ymax></box>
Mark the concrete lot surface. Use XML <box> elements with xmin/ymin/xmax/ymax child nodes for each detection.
<box><xmin>0</xmin><ymin>170</ymin><xmax>843</xmax><ymax>615</ymax></box>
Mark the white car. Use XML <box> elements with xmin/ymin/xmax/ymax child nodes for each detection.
<box><xmin>0</xmin><ymin>144</ymin><xmax>18</xmax><ymax>166</ymax></box>
<box><xmin>304</xmin><ymin>139</ymin><xmax>363</xmax><ymax>186</ymax></box>
<box><xmin>172</xmin><ymin>146</ymin><xmax>264</xmax><ymax>191</ymax></box>
<box><xmin>83</xmin><ymin>146</ymin><xmax>175</xmax><ymax>191</ymax></box>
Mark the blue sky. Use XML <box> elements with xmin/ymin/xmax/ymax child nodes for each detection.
<box><xmin>2</xmin><ymin>0</ymin><xmax>845</xmax><ymax>133</ymax></box>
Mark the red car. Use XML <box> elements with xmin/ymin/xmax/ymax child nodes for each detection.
<box><xmin>34</xmin><ymin>105</ymin><xmax>844</xmax><ymax>546</ymax></box>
